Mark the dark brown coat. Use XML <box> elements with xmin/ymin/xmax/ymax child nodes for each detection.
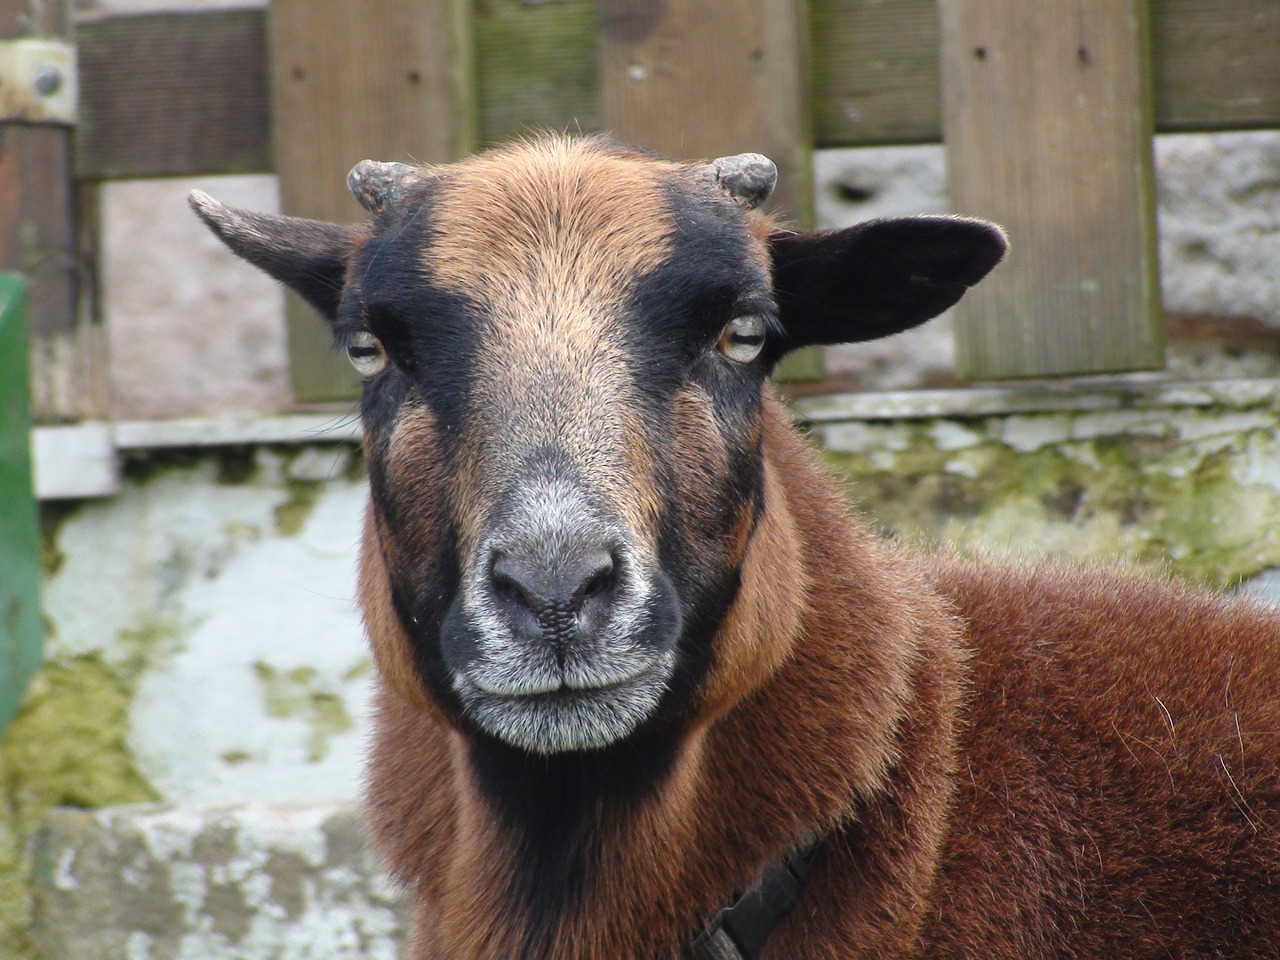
<box><xmin>190</xmin><ymin>136</ymin><xmax>1280</xmax><ymax>960</ymax></box>
<box><xmin>364</xmin><ymin>398</ymin><xmax>1280</xmax><ymax>958</ymax></box>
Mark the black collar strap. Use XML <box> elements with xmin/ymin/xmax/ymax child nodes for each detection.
<box><xmin>679</xmin><ymin>835</ymin><xmax>822</xmax><ymax>960</ymax></box>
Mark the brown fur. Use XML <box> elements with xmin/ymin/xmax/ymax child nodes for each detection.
<box><xmin>192</xmin><ymin>134</ymin><xmax>1279</xmax><ymax>959</ymax></box>
<box><xmin>366</xmin><ymin>389</ymin><xmax>1280</xmax><ymax>958</ymax></box>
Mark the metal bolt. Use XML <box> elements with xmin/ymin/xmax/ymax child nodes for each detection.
<box><xmin>34</xmin><ymin>66</ymin><xmax>61</xmax><ymax>97</ymax></box>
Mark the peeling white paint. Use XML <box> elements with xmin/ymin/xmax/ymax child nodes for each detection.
<box><xmin>929</xmin><ymin>420</ymin><xmax>983</xmax><ymax>451</ymax></box>
<box><xmin>41</xmin><ymin>450</ymin><xmax>373</xmax><ymax>806</ymax></box>
<box><xmin>1001</xmin><ymin>415</ymin><xmax>1073</xmax><ymax>454</ymax></box>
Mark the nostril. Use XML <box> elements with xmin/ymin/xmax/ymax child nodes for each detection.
<box><xmin>579</xmin><ymin>552</ymin><xmax>617</xmax><ymax>601</ymax></box>
<box><xmin>490</xmin><ymin>553</ymin><xmax>536</xmax><ymax>607</ymax></box>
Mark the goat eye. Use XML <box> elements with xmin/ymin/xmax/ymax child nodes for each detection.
<box><xmin>347</xmin><ymin>330</ymin><xmax>389</xmax><ymax>376</ymax></box>
<box><xmin>718</xmin><ymin>314</ymin><xmax>766</xmax><ymax>363</ymax></box>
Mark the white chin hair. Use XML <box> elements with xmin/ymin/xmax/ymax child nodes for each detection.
<box><xmin>467</xmin><ymin>679</ymin><xmax>666</xmax><ymax>754</ymax></box>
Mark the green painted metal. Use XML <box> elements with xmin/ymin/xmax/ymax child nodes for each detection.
<box><xmin>0</xmin><ymin>274</ymin><xmax>43</xmax><ymax>733</ymax></box>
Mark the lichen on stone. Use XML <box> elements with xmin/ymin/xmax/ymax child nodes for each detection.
<box><xmin>0</xmin><ymin>654</ymin><xmax>160</xmax><ymax>959</ymax></box>
<box><xmin>252</xmin><ymin>663</ymin><xmax>355</xmax><ymax>763</ymax></box>
<box><xmin>819</xmin><ymin>407</ymin><xmax>1280</xmax><ymax>588</ymax></box>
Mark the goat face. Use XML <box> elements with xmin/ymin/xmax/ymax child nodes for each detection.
<box><xmin>191</xmin><ymin>136</ymin><xmax>1006</xmax><ymax>758</ymax></box>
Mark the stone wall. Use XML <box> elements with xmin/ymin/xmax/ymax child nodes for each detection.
<box><xmin>4</xmin><ymin>441</ymin><xmax>372</xmax><ymax>957</ymax></box>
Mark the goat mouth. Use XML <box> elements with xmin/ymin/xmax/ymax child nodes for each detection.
<box><xmin>456</xmin><ymin>662</ymin><xmax>672</xmax><ymax>754</ymax></box>
<box><xmin>467</xmin><ymin>659</ymin><xmax>658</xmax><ymax>697</ymax></box>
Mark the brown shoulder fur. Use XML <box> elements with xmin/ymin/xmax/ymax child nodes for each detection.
<box><xmin>920</xmin><ymin>559</ymin><xmax>1280</xmax><ymax>958</ymax></box>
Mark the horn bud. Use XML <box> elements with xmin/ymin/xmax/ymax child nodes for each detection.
<box><xmin>347</xmin><ymin>160</ymin><xmax>417</xmax><ymax>213</ymax></box>
<box><xmin>707</xmin><ymin>153</ymin><xmax>778</xmax><ymax>210</ymax></box>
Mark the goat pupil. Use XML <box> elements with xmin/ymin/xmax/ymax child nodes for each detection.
<box><xmin>346</xmin><ymin>330</ymin><xmax>387</xmax><ymax>376</ymax></box>
<box><xmin>720</xmin><ymin>314</ymin><xmax>766</xmax><ymax>362</ymax></box>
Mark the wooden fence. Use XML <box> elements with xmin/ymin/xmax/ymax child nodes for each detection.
<box><xmin>4</xmin><ymin>0</ymin><xmax>1279</xmax><ymax>414</ymax></box>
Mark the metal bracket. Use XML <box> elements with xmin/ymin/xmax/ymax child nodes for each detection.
<box><xmin>0</xmin><ymin>39</ymin><xmax>77</xmax><ymax>124</ymax></box>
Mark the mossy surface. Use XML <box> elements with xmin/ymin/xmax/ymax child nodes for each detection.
<box><xmin>273</xmin><ymin>480</ymin><xmax>323</xmax><ymax>537</ymax></box>
<box><xmin>0</xmin><ymin>655</ymin><xmax>160</xmax><ymax>959</ymax></box>
<box><xmin>817</xmin><ymin>408</ymin><xmax>1280</xmax><ymax>588</ymax></box>
<box><xmin>13</xmin><ymin>440</ymin><xmax>369</xmax><ymax>957</ymax></box>
<box><xmin>252</xmin><ymin>663</ymin><xmax>355</xmax><ymax>763</ymax></box>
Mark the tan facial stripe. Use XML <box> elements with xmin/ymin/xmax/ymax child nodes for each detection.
<box><xmin>418</xmin><ymin>138</ymin><xmax>674</xmax><ymax>546</ymax></box>
<box><xmin>422</xmin><ymin>138</ymin><xmax>676</xmax><ymax>301</ymax></box>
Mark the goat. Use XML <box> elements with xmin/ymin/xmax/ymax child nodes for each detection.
<box><xmin>191</xmin><ymin>135</ymin><xmax>1280</xmax><ymax>960</ymax></box>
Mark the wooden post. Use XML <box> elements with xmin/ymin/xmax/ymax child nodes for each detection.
<box><xmin>269</xmin><ymin>0</ymin><xmax>475</xmax><ymax>403</ymax></box>
<box><xmin>0</xmin><ymin>276</ymin><xmax>43</xmax><ymax>732</ymax></box>
<box><xmin>598</xmin><ymin>0</ymin><xmax>820</xmax><ymax>379</ymax></box>
<box><xmin>599</xmin><ymin>0</ymin><xmax>811</xmax><ymax>221</ymax></box>
<box><xmin>939</xmin><ymin>0</ymin><xmax>1164</xmax><ymax>380</ymax></box>
<box><xmin>0</xmin><ymin>0</ymin><xmax>106</xmax><ymax>422</ymax></box>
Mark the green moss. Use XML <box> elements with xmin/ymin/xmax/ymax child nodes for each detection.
<box><xmin>344</xmin><ymin>447</ymin><xmax>368</xmax><ymax>483</ymax></box>
<box><xmin>273</xmin><ymin>480</ymin><xmax>322</xmax><ymax>537</ymax></box>
<box><xmin>820</xmin><ymin>413</ymin><xmax>1280</xmax><ymax>589</ymax></box>
<box><xmin>121</xmin><ymin>448</ymin><xmax>207</xmax><ymax>485</ymax></box>
<box><xmin>341</xmin><ymin>659</ymin><xmax>372</xmax><ymax>683</ymax></box>
<box><xmin>215</xmin><ymin>446</ymin><xmax>257</xmax><ymax>485</ymax></box>
<box><xmin>36</xmin><ymin>502</ymin><xmax>79</xmax><ymax>579</ymax></box>
<box><xmin>0</xmin><ymin>655</ymin><xmax>159</xmax><ymax>959</ymax></box>
<box><xmin>116</xmin><ymin>618</ymin><xmax>186</xmax><ymax>680</ymax></box>
<box><xmin>252</xmin><ymin>663</ymin><xmax>354</xmax><ymax>763</ymax></box>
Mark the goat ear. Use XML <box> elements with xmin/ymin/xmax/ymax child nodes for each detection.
<box><xmin>765</xmin><ymin>216</ymin><xmax>1007</xmax><ymax>364</ymax></box>
<box><xmin>188</xmin><ymin>191</ymin><xmax>355</xmax><ymax>321</ymax></box>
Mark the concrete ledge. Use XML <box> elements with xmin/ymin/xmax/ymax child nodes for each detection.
<box><xmin>791</xmin><ymin>376</ymin><xmax>1280</xmax><ymax>424</ymax></box>
<box><xmin>31</xmin><ymin>802</ymin><xmax>408</xmax><ymax>960</ymax></box>
<box><xmin>32</xmin><ymin>413</ymin><xmax>362</xmax><ymax>500</ymax></box>
<box><xmin>32</xmin><ymin>377</ymin><xmax>1280</xmax><ymax>500</ymax></box>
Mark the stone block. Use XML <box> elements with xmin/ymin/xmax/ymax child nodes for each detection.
<box><xmin>31</xmin><ymin>802</ymin><xmax>408</xmax><ymax>960</ymax></box>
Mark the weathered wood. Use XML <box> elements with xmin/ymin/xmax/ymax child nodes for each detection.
<box><xmin>74</xmin><ymin>9</ymin><xmax>270</xmax><ymax>180</ymax></box>
<box><xmin>813</xmin><ymin>0</ymin><xmax>1280</xmax><ymax>146</ymax></box>
<box><xmin>598</xmin><ymin>0</ymin><xmax>821</xmax><ymax>381</ymax></box>
<box><xmin>598</xmin><ymin>0</ymin><xmax>812</xmax><ymax>223</ymax></box>
<box><xmin>810</xmin><ymin>0</ymin><xmax>942</xmax><ymax>147</ymax></box>
<box><xmin>269</xmin><ymin>0</ymin><xmax>474</xmax><ymax>403</ymax></box>
<box><xmin>0</xmin><ymin>0</ymin><xmax>103</xmax><ymax>421</ymax></box>
<box><xmin>65</xmin><ymin>1</ymin><xmax>1280</xmax><ymax>181</ymax></box>
<box><xmin>0</xmin><ymin>275</ymin><xmax>44</xmax><ymax>732</ymax></box>
<box><xmin>475</xmin><ymin>0</ymin><xmax>599</xmax><ymax>147</ymax></box>
<box><xmin>940</xmin><ymin>0</ymin><xmax>1164</xmax><ymax>379</ymax></box>
<box><xmin>1152</xmin><ymin>0</ymin><xmax>1280</xmax><ymax>133</ymax></box>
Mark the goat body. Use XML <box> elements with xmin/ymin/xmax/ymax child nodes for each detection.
<box><xmin>192</xmin><ymin>136</ymin><xmax>1280</xmax><ymax>959</ymax></box>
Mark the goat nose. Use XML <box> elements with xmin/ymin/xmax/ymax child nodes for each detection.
<box><xmin>490</xmin><ymin>547</ymin><xmax>618</xmax><ymax>624</ymax></box>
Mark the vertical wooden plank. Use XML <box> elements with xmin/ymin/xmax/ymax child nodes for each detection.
<box><xmin>0</xmin><ymin>0</ymin><xmax>103</xmax><ymax>421</ymax></box>
<box><xmin>599</xmin><ymin>0</ymin><xmax>812</xmax><ymax>224</ymax></box>
<box><xmin>810</xmin><ymin>0</ymin><xmax>942</xmax><ymax>147</ymax></box>
<box><xmin>598</xmin><ymin>0</ymin><xmax>820</xmax><ymax>379</ymax></box>
<box><xmin>940</xmin><ymin>0</ymin><xmax>1163</xmax><ymax>380</ymax></box>
<box><xmin>0</xmin><ymin>275</ymin><xmax>43</xmax><ymax>732</ymax></box>
<box><xmin>269</xmin><ymin>0</ymin><xmax>474</xmax><ymax>403</ymax></box>
<box><xmin>475</xmin><ymin>0</ymin><xmax>599</xmax><ymax>147</ymax></box>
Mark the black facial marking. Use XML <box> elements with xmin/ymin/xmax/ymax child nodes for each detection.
<box><xmin>624</xmin><ymin>182</ymin><xmax>775</xmax><ymax>386</ymax></box>
<box><xmin>467</xmin><ymin>724</ymin><xmax>684</xmax><ymax>960</ymax></box>
<box><xmin>387</xmin><ymin>530</ymin><xmax>467</xmax><ymax>718</ymax></box>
